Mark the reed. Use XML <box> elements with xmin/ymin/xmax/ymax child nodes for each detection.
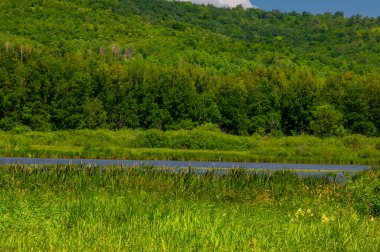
<box><xmin>0</xmin><ymin>164</ymin><xmax>379</xmax><ymax>251</ymax></box>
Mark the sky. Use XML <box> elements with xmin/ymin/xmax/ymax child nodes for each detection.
<box><xmin>252</xmin><ymin>0</ymin><xmax>380</xmax><ymax>17</ymax></box>
<box><xmin>176</xmin><ymin>0</ymin><xmax>380</xmax><ymax>17</ymax></box>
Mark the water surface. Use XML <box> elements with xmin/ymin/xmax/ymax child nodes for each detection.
<box><xmin>0</xmin><ymin>157</ymin><xmax>370</xmax><ymax>171</ymax></box>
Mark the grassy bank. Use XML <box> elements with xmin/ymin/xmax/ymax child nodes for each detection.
<box><xmin>1</xmin><ymin>128</ymin><xmax>380</xmax><ymax>164</ymax></box>
<box><xmin>0</xmin><ymin>165</ymin><xmax>379</xmax><ymax>250</ymax></box>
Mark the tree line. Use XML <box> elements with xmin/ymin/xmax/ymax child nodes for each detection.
<box><xmin>0</xmin><ymin>0</ymin><xmax>379</xmax><ymax>136</ymax></box>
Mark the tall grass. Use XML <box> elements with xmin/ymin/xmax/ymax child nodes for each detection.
<box><xmin>0</xmin><ymin>165</ymin><xmax>379</xmax><ymax>251</ymax></box>
<box><xmin>0</xmin><ymin>128</ymin><xmax>379</xmax><ymax>164</ymax></box>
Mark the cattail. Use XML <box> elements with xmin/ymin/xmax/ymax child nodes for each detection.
<box><xmin>99</xmin><ymin>45</ymin><xmax>105</xmax><ymax>55</ymax></box>
<box><xmin>124</xmin><ymin>47</ymin><xmax>134</xmax><ymax>59</ymax></box>
<box><xmin>20</xmin><ymin>45</ymin><xmax>24</xmax><ymax>62</ymax></box>
<box><xmin>111</xmin><ymin>43</ymin><xmax>120</xmax><ymax>59</ymax></box>
<box><xmin>5</xmin><ymin>41</ymin><xmax>10</xmax><ymax>52</ymax></box>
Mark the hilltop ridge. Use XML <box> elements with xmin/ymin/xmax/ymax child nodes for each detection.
<box><xmin>0</xmin><ymin>0</ymin><xmax>379</xmax><ymax>136</ymax></box>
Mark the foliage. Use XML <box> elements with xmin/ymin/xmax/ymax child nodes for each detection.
<box><xmin>310</xmin><ymin>104</ymin><xmax>345</xmax><ymax>137</ymax></box>
<box><xmin>134</xmin><ymin>129</ymin><xmax>169</xmax><ymax>148</ymax></box>
<box><xmin>342</xmin><ymin>135</ymin><xmax>364</xmax><ymax>150</ymax></box>
<box><xmin>376</xmin><ymin>141</ymin><xmax>380</xmax><ymax>151</ymax></box>
<box><xmin>0</xmin><ymin>129</ymin><xmax>379</xmax><ymax>164</ymax></box>
<box><xmin>346</xmin><ymin>168</ymin><xmax>380</xmax><ymax>217</ymax></box>
<box><xmin>0</xmin><ymin>0</ymin><xmax>379</xmax><ymax>136</ymax></box>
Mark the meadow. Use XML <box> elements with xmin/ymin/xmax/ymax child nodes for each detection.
<box><xmin>1</xmin><ymin>127</ymin><xmax>380</xmax><ymax>165</ymax></box>
<box><xmin>0</xmin><ymin>164</ymin><xmax>379</xmax><ymax>251</ymax></box>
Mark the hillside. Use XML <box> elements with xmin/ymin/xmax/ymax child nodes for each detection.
<box><xmin>0</xmin><ymin>0</ymin><xmax>379</xmax><ymax>136</ymax></box>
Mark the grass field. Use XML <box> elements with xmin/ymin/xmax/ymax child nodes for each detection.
<box><xmin>1</xmin><ymin>128</ymin><xmax>380</xmax><ymax>165</ymax></box>
<box><xmin>0</xmin><ymin>165</ymin><xmax>379</xmax><ymax>251</ymax></box>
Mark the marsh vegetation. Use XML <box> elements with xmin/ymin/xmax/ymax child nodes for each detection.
<box><xmin>0</xmin><ymin>165</ymin><xmax>379</xmax><ymax>250</ymax></box>
<box><xmin>1</xmin><ymin>128</ymin><xmax>379</xmax><ymax>165</ymax></box>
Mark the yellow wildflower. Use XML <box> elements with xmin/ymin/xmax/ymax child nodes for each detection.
<box><xmin>295</xmin><ymin>208</ymin><xmax>305</xmax><ymax>217</ymax></box>
<box><xmin>322</xmin><ymin>213</ymin><xmax>329</xmax><ymax>223</ymax></box>
<box><xmin>351</xmin><ymin>213</ymin><xmax>359</xmax><ymax>222</ymax></box>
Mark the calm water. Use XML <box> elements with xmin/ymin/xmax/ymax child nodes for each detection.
<box><xmin>0</xmin><ymin>157</ymin><xmax>370</xmax><ymax>171</ymax></box>
<box><xmin>0</xmin><ymin>157</ymin><xmax>372</xmax><ymax>182</ymax></box>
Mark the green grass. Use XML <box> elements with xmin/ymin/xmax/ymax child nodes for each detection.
<box><xmin>0</xmin><ymin>165</ymin><xmax>379</xmax><ymax>251</ymax></box>
<box><xmin>1</xmin><ymin>128</ymin><xmax>380</xmax><ymax>164</ymax></box>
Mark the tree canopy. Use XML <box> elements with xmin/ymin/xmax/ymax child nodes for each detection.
<box><xmin>0</xmin><ymin>0</ymin><xmax>379</xmax><ymax>136</ymax></box>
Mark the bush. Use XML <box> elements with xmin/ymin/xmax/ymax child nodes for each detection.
<box><xmin>196</xmin><ymin>123</ymin><xmax>221</xmax><ymax>132</ymax></box>
<box><xmin>10</xmin><ymin>125</ymin><xmax>32</xmax><ymax>134</ymax></box>
<box><xmin>0</xmin><ymin>117</ymin><xmax>19</xmax><ymax>131</ymax></box>
<box><xmin>167</xmin><ymin>129</ymin><xmax>256</xmax><ymax>150</ymax></box>
<box><xmin>309</xmin><ymin>105</ymin><xmax>345</xmax><ymax>137</ymax></box>
<box><xmin>133</xmin><ymin>129</ymin><xmax>168</xmax><ymax>148</ymax></box>
<box><xmin>170</xmin><ymin>131</ymin><xmax>206</xmax><ymax>149</ymax></box>
<box><xmin>346</xmin><ymin>168</ymin><xmax>380</xmax><ymax>217</ymax></box>
<box><xmin>352</xmin><ymin>121</ymin><xmax>378</xmax><ymax>137</ymax></box>
<box><xmin>342</xmin><ymin>135</ymin><xmax>363</xmax><ymax>150</ymax></box>
<box><xmin>131</xmin><ymin>127</ymin><xmax>257</xmax><ymax>150</ymax></box>
<box><xmin>374</xmin><ymin>141</ymin><xmax>380</xmax><ymax>151</ymax></box>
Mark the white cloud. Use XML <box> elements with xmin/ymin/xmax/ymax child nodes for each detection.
<box><xmin>176</xmin><ymin>0</ymin><xmax>257</xmax><ymax>9</ymax></box>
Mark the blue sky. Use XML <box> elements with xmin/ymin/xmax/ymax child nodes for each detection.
<box><xmin>251</xmin><ymin>0</ymin><xmax>380</xmax><ymax>17</ymax></box>
<box><xmin>178</xmin><ymin>1</ymin><xmax>380</xmax><ymax>17</ymax></box>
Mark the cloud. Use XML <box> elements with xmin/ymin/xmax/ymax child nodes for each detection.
<box><xmin>176</xmin><ymin>0</ymin><xmax>257</xmax><ymax>9</ymax></box>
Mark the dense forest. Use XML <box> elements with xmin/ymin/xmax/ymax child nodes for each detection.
<box><xmin>0</xmin><ymin>0</ymin><xmax>379</xmax><ymax>136</ymax></box>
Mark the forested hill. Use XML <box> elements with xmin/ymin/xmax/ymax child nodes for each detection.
<box><xmin>0</xmin><ymin>0</ymin><xmax>379</xmax><ymax>136</ymax></box>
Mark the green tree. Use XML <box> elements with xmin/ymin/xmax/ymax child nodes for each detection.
<box><xmin>281</xmin><ymin>69</ymin><xmax>318</xmax><ymax>135</ymax></box>
<box><xmin>309</xmin><ymin>104</ymin><xmax>345</xmax><ymax>137</ymax></box>
<box><xmin>83</xmin><ymin>98</ymin><xmax>107</xmax><ymax>129</ymax></box>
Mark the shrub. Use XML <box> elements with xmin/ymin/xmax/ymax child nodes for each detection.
<box><xmin>167</xmin><ymin>129</ymin><xmax>256</xmax><ymax>150</ymax></box>
<box><xmin>309</xmin><ymin>105</ymin><xmax>345</xmax><ymax>137</ymax></box>
<box><xmin>342</xmin><ymin>135</ymin><xmax>363</xmax><ymax>150</ymax></box>
<box><xmin>10</xmin><ymin>125</ymin><xmax>32</xmax><ymax>134</ymax></box>
<box><xmin>375</xmin><ymin>141</ymin><xmax>380</xmax><ymax>151</ymax></box>
<box><xmin>0</xmin><ymin>117</ymin><xmax>19</xmax><ymax>131</ymax></box>
<box><xmin>346</xmin><ymin>168</ymin><xmax>380</xmax><ymax>217</ymax></box>
<box><xmin>133</xmin><ymin>129</ymin><xmax>168</xmax><ymax>148</ymax></box>
<box><xmin>168</xmin><ymin>130</ymin><xmax>205</xmax><ymax>149</ymax></box>
<box><xmin>352</xmin><ymin>121</ymin><xmax>378</xmax><ymax>137</ymax></box>
<box><xmin>196</xmin><ymin>123</ymin><xmax>221</xmax><ymax>132</ymax></box>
